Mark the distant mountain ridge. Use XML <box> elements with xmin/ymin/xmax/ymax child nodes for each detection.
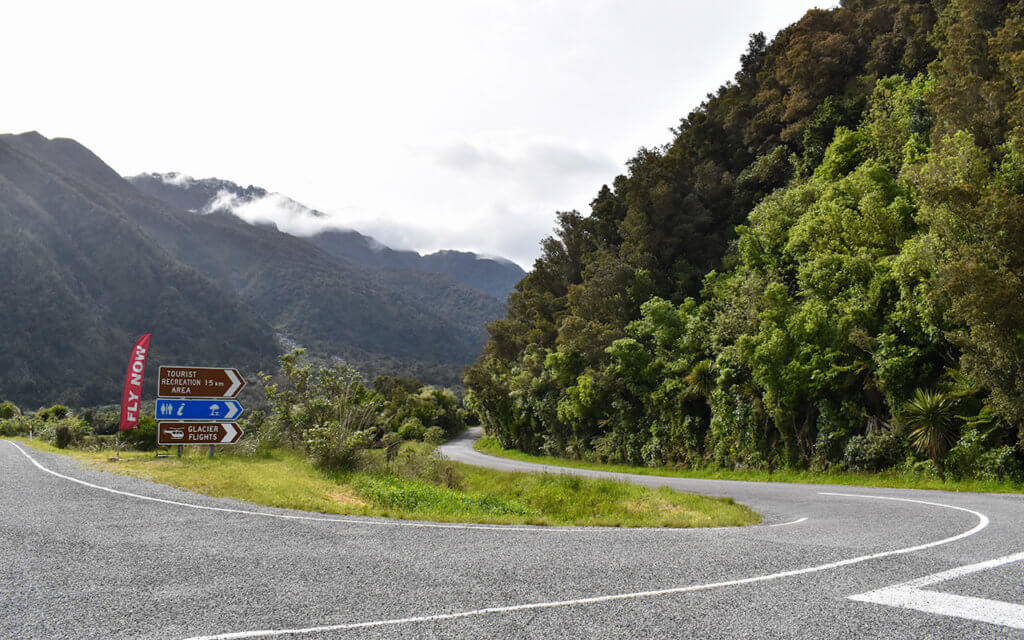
<box><xmin>0</xmin><ymin>132</ymin><xmax>519</xmax><ymax>407</ymax></box>
<box><xmin>128</xmin><ymin>173</ymin><xmax>525</xmax><ymax>301</ymax></box>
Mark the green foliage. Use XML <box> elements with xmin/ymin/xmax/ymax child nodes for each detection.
<box><xmin>423</xmin><ymin>426</ymin><xmax>446</xmax><ymax>446</ymax></box>
<box><xmin>465</xmin><ymin>2</ymin><xmax>1024</xmax><ymax>483</ymax></box>
<box><xmin>37</xmin><ymin>416</ymin><xmax>92</xmax><ymax>449</ymax></box>
<box><xmin>120</xmin><ymin>416</ymin><xmax>157</xmax><ymax>451</ymax></box>
<box><xmin>382</xmin><ymin>432</ymin><xmax>402</xmax><ymax>464</ymax></box>
<box><xmin>900</xmin><ymin>389</ymin><xmax>959</xmax><ymax>472</ymax></box>
<box><xmin>0</xmin><ymin>415</ymin><xmax>33</xmax><ymax>437</ymax></box>
<box><xmin>0</xmin><ymin>401</ymin><xmax>19</xmax><ymax>420</ymax></box>
<box><xmin>843</xmin><ymin>428</ymin><xmax>907</xmax><ymax>472</ymax></box>
<box><xmin>397</xmin><ymin>417</ymin><xmax>425</xmax><ymax>441</ymax></box>
<box><xmin>37</xmin><ymin>405</ymin><xmax>70</xmax><ymax>422</ymax></box>
<box><xmin>304</xmin><ymin>422</ymin><xmax>365</xmax><ymax>472</ymax></box>
<box><xmin>259</xmin><ymin>349</ymin><xmax>383</xmax><ymax>464</ymax></box>
<box><xmin>945</xmin><ymin>429</ymin><xmax>1023</xmax><ymax>483</ymax></box>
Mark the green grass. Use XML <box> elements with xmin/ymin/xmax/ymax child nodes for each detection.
<box><xmin>7</xmin><ymin>437</ymin><xmax>759</xmax><ymax>528</ymax></box>
<box><xmin>474</xmin><ymin>434</ymin><xmax>1024</xmax><ymax>494</ymax></box>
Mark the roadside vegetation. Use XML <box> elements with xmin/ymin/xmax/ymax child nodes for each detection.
<box><xmin>465</xmin><ymin>2</ymin><xmax>1024</xmax><ymax>486</ymax></box>
<box><xmin>475</xmin><ymin>435</ymin><xmax>1024</xmax><ymax>494</ymax></box>
<box><xmin>0</xmin><ymin>352</ymin><xmax>757</xmax><ymax>528</ymax></box>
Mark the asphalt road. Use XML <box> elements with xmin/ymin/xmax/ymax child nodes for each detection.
<box><xmin>3</xmin><ymin>430</ymin><xmax>1023</xmax><ymax>639</ymax></box>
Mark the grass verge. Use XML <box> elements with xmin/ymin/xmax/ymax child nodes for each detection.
<box><xmin>474</xmin><ymin>434</ymin><xmax>1024</xmax><ymax>494</ymax></box>
<box><xmin>6</xmin><ymin>437</ymin><xmax>759</xmax><ymax>528</ymax></box>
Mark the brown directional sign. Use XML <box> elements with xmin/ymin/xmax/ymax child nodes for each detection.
<box><xmin>158</xmin><ymin>366</ymin><xmax>245</xmax><ymax>398</ymax></box>
<box><xmin>157</xmin><ymin>422</ymin><xmax>243</xmax><ymax>445</ymax></box>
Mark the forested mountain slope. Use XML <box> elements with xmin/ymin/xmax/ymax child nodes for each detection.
<box><xmin>0</xmin><ymin>133</ymin><xmax>277</xmax><ymax>406</ymax></box>
<box><xmin>0</xmin><ymin>133</ymin><xmax>509</xmax><ymax>406</ymax></box>
<box><xmin>466</xmin><ymin>0</ymin><xmax>1024</xmax><ymax>481</ymax></box>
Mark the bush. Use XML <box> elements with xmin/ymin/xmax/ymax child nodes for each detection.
<box><xmin>37</xmin><ymin>416</ymin><xmax>91</xmax><ymax>448</ymax></box>
<box><xmin>945</xmin><ymin>429</ymin><xmax>1024</xmax><ymax>482</ymax></box>
<box><xmin>0</xmin><ymin>415</ymin><xmax>34</xmax><ymax>437</ymax></box>
<box><xmin>390</xmin><ymin>445</ymin><xmax>463</xmax><ymax>490</ymax></box>
<box><xmin>398</xmin><ymin>417</ymin><xmax>425</xmax><ymax>441</ymax></box>
<box><xmin>423</xmin><ymin>426</ymin><xmax>446</xmax><ymax>446</ymax></box>
<box><xmin>842</xmin><ymin>428</ymin><xmax>906</xmax><ymax>472</ymax></box>
<box><xmin>119</xmin><ymin>416</ymin><xmax>157</xmax><ymax>451</ymax></box>
<box><xmin>0</xmin><ymin>401</ymin><xmax>19</xmax><ymax>419</ymax></box>
<box><xmin>382</xmin><ymin>432</ymin><xmax>402</xmax><ymax>464</ymax></box>
<box><xmin>54</xmin><ymin>423</ymin><xmax>73</xmax><ymax>449</ymax></box>
<box><xmin>304</xmin><ymin>421</ymin><xmax>364</xmax><ymax>472</ymax></box>
<box><xmin>235</xmin><ymin>411</ymin><xmax>286</xmax><ymax>458</ymax></box>
<box><xmin>37</xmin><ymin>405</ymin><xmax>70</xmax><ymax>422</ymax></box>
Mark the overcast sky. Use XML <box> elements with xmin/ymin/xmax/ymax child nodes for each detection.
<box><xmin>6</xmin><ymin>1</ymin><xmax>834</xmax><ymax>268</ymax></box>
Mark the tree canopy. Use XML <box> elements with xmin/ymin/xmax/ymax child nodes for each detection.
<box><xmin>465</xmin><ymin>0</ymin><xmax>1024</xmax><ymax>482</ymax></box>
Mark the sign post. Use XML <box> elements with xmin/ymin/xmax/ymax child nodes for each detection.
<box><xmin>156</xmin><ymin>366</ymin><xmax>245</xmax><ymax>458</ymax></box>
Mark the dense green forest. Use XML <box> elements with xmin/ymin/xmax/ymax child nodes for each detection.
<box><xmin>465</xmin><ymin>0</ymin><xmax>1024</xmax><ymax>481</ymax></box>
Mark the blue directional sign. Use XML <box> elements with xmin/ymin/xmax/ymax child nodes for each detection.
<box><xmin>156</xmin><ymin>398</ymin><xmax>243</xmax><ymax>421</ymax></box>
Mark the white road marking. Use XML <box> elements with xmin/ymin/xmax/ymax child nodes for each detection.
<box><xmin>3</xmin><ymin>441</ymin><xmax>798</xmax><ymax>533</ymax></box>
<box><xmin>850</xmin><ymin>551</ymin><xmax>1024</xmax><ymax>630</ymax></box>
<box><xmin>5</xmin><ymin>442</ymin><xmax>994</xmax><ymax>637</ymax></box>
<box><xmin>179</xmin><ymin>492</ymin><xmax>989</xmax><ymax>639</ymax></box>
<box><xmin>767</xmin><ymin>516</ymin><xmax>808</xmax><ymax>527</ymax></box>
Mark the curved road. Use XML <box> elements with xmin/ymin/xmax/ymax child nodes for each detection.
<box><xmin>2</xmin><ymin>431</ymin><xmax>1023</xmax><ymax>639</ymax></box>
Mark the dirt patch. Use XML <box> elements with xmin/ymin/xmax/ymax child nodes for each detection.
<box><xmin>330</xmin><ymin>485</ymin><xmax>368</xmax><ymax>508</ymax></box>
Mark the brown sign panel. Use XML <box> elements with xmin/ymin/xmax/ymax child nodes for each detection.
<box><xmin>158</xmin><ymin>366</ymin><xmax>245</xmax><ymax>398</ymax></box>
<box><xmin>157</xmin><ymin>422</ymin><xmax>243</xmax><ymax>445</ymax></box>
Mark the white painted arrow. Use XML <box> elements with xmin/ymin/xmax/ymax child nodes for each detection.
<box><xmin>225</xmin><ymin>369</ymin><xmax>244</xmax><ymax>397</ymax></box>
<box><xmin>850</xmin><ymin>551</ymin><xmax>1024</xmax><ymax>630</ymax></box>
<box><xmin>221</xmin><ymin>422</ymin><xmax>239</xmax><ymax>443</ymax></box>
<box><xmin>223</xmin><ymin>401</ymin><xmax>241</xmax><ymax>420</ymax></box>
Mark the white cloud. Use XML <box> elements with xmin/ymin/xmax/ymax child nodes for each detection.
<box><xmin>159</xmin><ymin>172</ymin><xmax>192</xmax><ymax>187</ymax></box>
<box><xmin>3</xmin><ymin>0</ymin><xmax>836</xmax><ymax>269</ymax></box>
<box><xmin>203</xmin><ymin>190</ymin><xmax>343</xmax><ymax>237</ymax></box>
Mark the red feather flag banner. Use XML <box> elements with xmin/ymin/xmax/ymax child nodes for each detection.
<box><xmin>119</xmin><ymin>333</ymin><xmax>152</xmax><ymax>431</ymax></box>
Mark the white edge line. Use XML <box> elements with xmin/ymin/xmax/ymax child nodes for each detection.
<box><xmin>180</xmin><ymin>492</ymin><xmax>989</xmax><ymax>639</ymax></box>
<box><xmin>4</xmin><ymin>442</ymin><xmax>988</xmax><ymax>639</ymax></box>
<box><xmin>3</xmin><ymin>440</ymin><xmax>799</xmax><ymax>533</ymax></box>
<box><xmin>767</xmin><ymin>516</ymin><xmax>808</xmax><ymax>527</ymax></box>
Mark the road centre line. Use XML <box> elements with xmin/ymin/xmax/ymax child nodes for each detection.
<box><xmin>5</xmin><ymin>440</ymin><xmax>799</xmax><ymax>532</ymax></box>
<box><xmin>179</xmin><ymin>492</ymin><xmax>989</xmax><ymax>639</ymax></box>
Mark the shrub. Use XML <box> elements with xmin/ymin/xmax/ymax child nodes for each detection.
<box><xmin>38</xmin><ymin>416</ymin><xmax>91</xmax><ymax>448</ymax></box>
<box><xmin>54</xmin><ymin>423</ymin><xmax>73</xmax><ymax>449</ymax></box>
<box><xmin>398</xmin><ymin>417</ymin><xmax>425</xmax><ymax>441</ymax></box>
<box><xmin>119</xmin><ymin>416</ymin><xmax>157</xmax><ymax>451</ymax></box>
<box><xmin>945</xmin><ymin>429</ymin><xmax>1024</xmax><ymax>482</ymax></box>
<box><xmin>382</xmin><ymin>432</ymin><xmax>402</xmax><ymax>464</ymax></box>
<box><xmin>37</xmin><ymin>405</ymin><xmax>70</xmax><ymax>422</ymax></box>
<box><xmin>235</xmin><ymin>411</ymin><xmax>287</xmax><ymax>458</ymax></box>
<box><xmin>304</xmin><ymin>421</ymin><xmax>364</xmax><ymax>472</ymax></box>
<box><xmin>842</xmin><ymin>428</ymin><xmax>906</xmax><ymax>472</ymax></box>
<box><xmin>388</xmin><ymin>446</ymin><xmax>464</xmax><ymax>491</ymax></box>
<box><xmin>423</xmin><ymin>426</ymin><xmax>446</xmax><ymax>446</ymax></box>
<box><xmin>0</xmin><ymin>415</ymin><xmax>34</xmax><ymax>437</ymax></box>
<box><xmin>0</xmin><ymin>401</ymin><xmax>19</xmax><ymax>419</ymax></box>
<box><xmin>901</xmin><ymin>389</ymin><xmax>959</xmax><ymax>473</ymax></box>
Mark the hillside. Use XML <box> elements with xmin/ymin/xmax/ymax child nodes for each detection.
<box><xmin>128</xmin><ymin>173</ymin><xmax>526</xmax><ymax>301</ymax></box>
<box><xmin>0</xmin><ymin>133</ymin><xmax>277</xmax><ymax>407</ymax></box>
<box><xmin>466</xmin><ymin>0</ymin><xmax>1024</xmax><ymax>481</ymax></box>
<box><xmin>0</xmin><ymin>133</ymin><xmax>511</xmax><ymax>406</ymax></box>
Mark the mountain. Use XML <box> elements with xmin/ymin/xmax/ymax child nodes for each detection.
<box><xmin>0</xmin><ymin>133</ymin><xmax>512</xmax><ymax>407</ymax></box>
<box><xmin>0</xmin><ymin>133</ymin><xmax>277</xmax><ymax>407</ymax></box>
<box><xmin>128</xmin><ymin>173</ymin><xmax>526</xmax><ymax>301</ymax></box>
